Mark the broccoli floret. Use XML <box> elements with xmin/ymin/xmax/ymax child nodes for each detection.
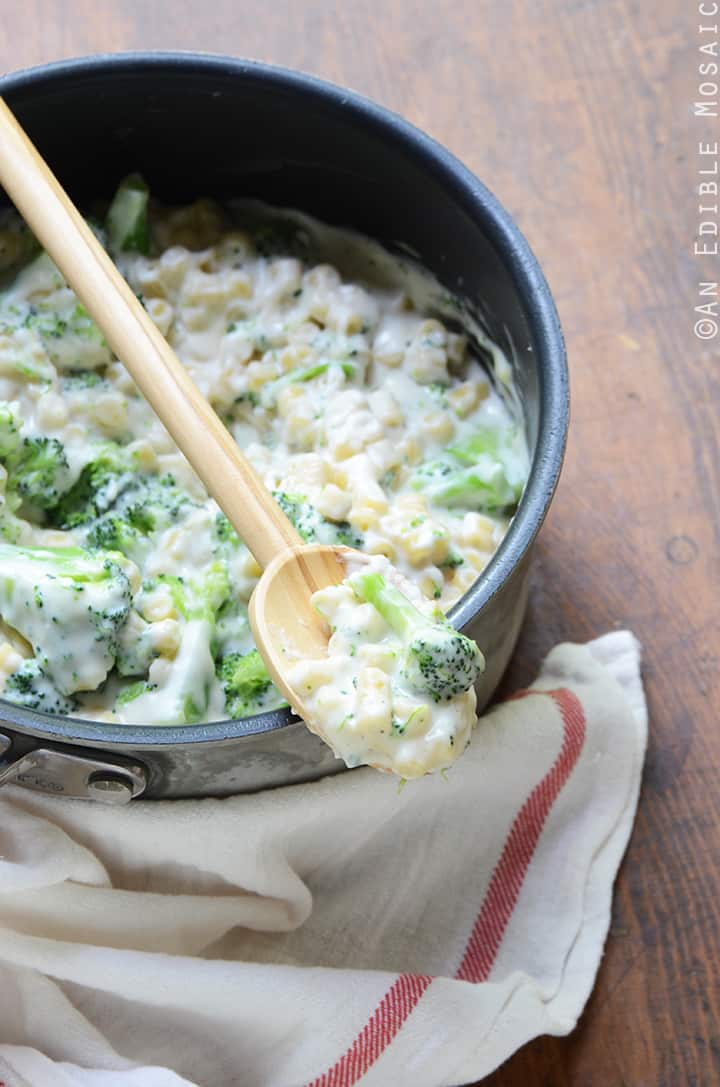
<box><xmin>0</xmin><ymin>247</ymin><xmax>108</xmax><ymax>374</ymax></box>
<box><xmin>115</xmin><ymin>601</ymin><xmax>180</xmax><ymax>678</ymax></box>
<box><xmin>440</xmin><ymin>551</ymin><xmax>465</xmax><ymax>569</ymax></box>
<box><xmin>80</xmin><ymin>474</ymin><xmax>193</xmax><ymax>550</ymax></box>
<box><xmin>60</xmin><ymin>370</ymin><xmax>107</xmax><ymax>391</ymax></box>
<box><xmin>334</xmin><ymin>521</ymin><xmax>364</xmax><ymax>549</ymax></box>
<box><xmin>115</xmin><ymin>679</ymin><xmax>155</xmax><ymax>707</ymax></box>
<box><xmin>411</xmin><ymin>425</ymin><xmax>526</xmax><ymax>512</ymax></box>
<box><xmin>0</xmin><ymin>402</ymin><xmax>21</xmax><ymax>458</ymax></box>
<box><xmin>272</xmin><ymin>491</ymin><xmax>312</xmax><ymax>538</ymax></box>
<box><xmin>135</xmin><ymin>473</ymin><xmax>195</xmax><ymax>523</ymax></box>
<box><xmin>85</xmin><ymin>515</ymin><xmax>143</xmax><ymax>555</ymax></box>
<box><xmin>272</xmin><ymin>491</ymin><xmax>364</xmax><ymax>549</ymax></box>
<box><xmin>116</xmin><ymin>563</ymin><xmax>232</xmax><ymax>725</ymax></box>
<box><xmin>3</xmin><ymin>658</ymin><xmax>76</xmax><ymax>715</ymax></box>
<box><xmin>5</xmin><ymin>436</ymin><xmax>195</xmax><ymax>539</ymax></box>
<box><xmin>196</xmin><ymin>562</ymin><xmax>232</xmax><ymax>623</ymax></box>
<box><xmin>50</xmin><ymin>453</ymin><xmax>193</xmax><ymax>557</ymax></box>
<box><xmin>411</xmin><ymin>457</ymin><xmax>519</xmax><ymax>512</ymax></box>
<box><xmin>3</xmin><ymin>436</ymin><xmax>73</xmax><ymax>510</ymax></box>
<box><xmin>106</xmin><ymin>174</ymin><xmax>150</xmax><ymax>255</ymax></box>
<box><xmin>351</xmin><ymin>570</ymin><xmax>484</xmax><ymax>702</ymax></box>
<box><xmin>213</xmin><ymin>596</ymin><xmax>250</xmax><ymax>659</ymax></box>
<box><xmin>217</xmin><ymin>649</ymin><xmax>277</xmax><ymax>719</ymax></box>
<box><xmin>118</xmin><ymin>613</ymin><xmax>221</xmax><ymax>726</ymax></box>
<box><xmin>260</xmin><ymin>361</ymin><xmax>356</xmax><ymax>408</ymax></box>
<box><xmin>0</xmin><ymin>542</ymin><xmax>132</xmax><ymax>695</ymax></box>
<box><xmin>426</xmin><ymin>382</ymin><xmax>450</xmax><ymax>406</ymax></box>
<box><xmin>114</xmin><ymin>609</ymin><xmax>158</xmax><ymax>677</ymax></box>
<box><xmin>447</xmin><ymin>426</ymin><xmax>509</xmax><ymax>465</ymax></box>
<box><xmin>213</xmin><ymin>511</ymin><xmax>249</xmax><ymax>558</ymax></box>
<box><xmin>151</xmin><ymin>562</ymin><xmax>231</xmax><ymax>625</ymax></box>
<box><xmin>215</xmin><ymin>511</ymin><xmax>238</xmax><ymax>544</ymax></box>
<box><xmin>84</xmin><ymin>500</ymin><xmax>157</xmax><ymax>557</ymax></box>
<box><xmin>50</xmin><ymin>444</ymin><xmax>134</xmax><ymax>528</ymax></box>
<box><xmin>0</xmin><ymin>323</ymin><xmax>57</xmax><ymax>384</ymax></box>
<box><xmin>0</xmin><ymin>491</ymin><xmax>26</xmax><ymax>543</ymax></box>
<box><xmin>25</xmin><ymin>300</ymin><xmax>110</xmax><ymax>372</ymax></box>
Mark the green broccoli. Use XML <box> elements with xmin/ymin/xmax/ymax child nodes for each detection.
<box><xmin>149</xmin><ymin>562</ymin><xmax>231</xmax><ymax>625</ymax></box>
<box><xmin>411</xmin><ymin>458</ymin><xmax>517</xmax><ymax>511</ymax></box>
<box><xmin>411</xmin><ymin>425</ymin><xmax>526</xmax><ymax>512</ymax></box>
<box><xmin>50</xmin><ymin>443</ymin><xmax>134</xmax><ymax>528</ymax></box>
<box><xmin>115</xmin><ymin>679</ymin><xmax>155</xmax><ymax>707</ymax></box>
<box><xmin>0</xmin><ymin>542</ymin><xmax>132</xmax><ymax>695</ymax></box>
<box><xmin>82</xmin><ymin>496</ymin><xmax>157</xmax><ymax>557</ymax></box>
<box><xmin>114</xmin><ymin>608</ymin><xmax>162</xmax><ymax>678</ymax></box>
<box><xmin>0</xmin><ymin>401</ymin><xmax>21</xmax><ymax>458</ymax></box>
<box><xmin>51</xmin><ymin>456</ymin><xmax>194</xmax><ymax>563</ymax></box>
<box><xmin>213</xmin><ymin>596</ymin><xmax>250</xmax><ymax>659</ymax></box>
<box><xmin>0</xmin><ymin>491</ymin><xmax>26</xmax><ymax>544</ymax></box>
<box><xmin>3</xmin><ymin>658</ymin><xmax>75</xmax><ymax>715</ymax></box>
<box><xmin>24</xmin><ymin>299</ymin><xmax>110</xmax><ymax>372</ymax></box>
<box><xmin>3</xmin><ymin>436</ymin><xmax>73</xmax><ymax>510</ymax></box>
<box><xmin>60</xmin><ymin>369</ymin><xmax>108</xmax><ymax>391</ymax></box>
<box><xmin>440</xmin><ymin>551</ymin><xmax>465</xmax><ymax>570</ymax></box>
<box><xmin>106</xmin><ymin>174</ymin><xmax>150</xmax><ymax>255</ymax></box>
<box><xmin>216</xmin><ymin>649</ymin><xmax>278</xmax><ymax>719</ymax></box>
<box><xmin>260</xmin><ymin>361</ymin><xmax>356</xmax><ymax>408</ymax></box>
<box><xmin>272</xmin><ymin>491</ymin><xmax>364</xmax><ymax>549</ymax></box>
<box><xmin>351</xmin><ymin>570</ymin><xmax>485</xmax><ymax>702</ymax></box>
<box><xmin>118</xmin><ymin>563</ymin><xmax>232</xmax><ymax>725</ymax></box>
<box><xmin>335</xmin><ymin>522</ymin><xmax>364</xmax><ymax>549</ymax></box>
<box><xmin>85</xmin><ymin>514</ymin><xmax>144</xmax><ymax>555</ymax></box>
<box><xmin>215</xmin><ymin>511</ymin><xmax>239</xmax><ymax>545</ymax></box>
<box><xmin>0</xmin><ymin>244</ymin><xmax>109</xmax><ymax>374</ymax></box>
<box><xmin>117</xmin><ymin>617</ymin><xmax>218</xmax><ymax>725</ymax></box>
<box><xmin>115</xmin><ymin>633</ymin><xmax>152</xmax><ymax>680</ymax></box>
<box><xmin>0</xmin><ymin>324</ymin><xmax>57</xmax><ymax>384</ymax></box>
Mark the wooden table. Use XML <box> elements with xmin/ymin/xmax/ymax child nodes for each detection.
<box><xmin>4</xmin><ymin>1</ymin><xmax>716</xmax><ymax>1082</ymax></box>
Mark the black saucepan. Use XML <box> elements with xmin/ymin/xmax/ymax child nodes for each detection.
<box><xmin>0</xmin><ymin>53</ymin><xmax>568</xmax><ymax>801</ymax></box>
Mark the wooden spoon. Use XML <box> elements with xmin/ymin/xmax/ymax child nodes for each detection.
<box><xmin>0</xmin><ymin>98</ymin><xmax>355</xmax><ymax>716</ymax></box>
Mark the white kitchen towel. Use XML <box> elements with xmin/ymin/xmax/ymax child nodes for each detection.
<box><xmin>0</xmin><ymin>631</ymin><xmax>646</xmax><ymax>1087</ymax></box>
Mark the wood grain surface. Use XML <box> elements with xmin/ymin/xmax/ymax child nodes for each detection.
<box><xmin>2</xmin><ymin>2</ymin><xmax>717</xmax><ymax>1083</ymax></box>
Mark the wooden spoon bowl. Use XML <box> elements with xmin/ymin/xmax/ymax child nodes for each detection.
<box><xmin>249</xmin><ymin>544</ymin><xmax>347</xmax><ymax>705</ymax></box>
<box><xmin>249</xmin><ymin>544</ymin><xmax>373</xmax><ymax>711</ymax></box>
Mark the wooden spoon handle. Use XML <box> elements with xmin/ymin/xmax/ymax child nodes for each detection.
<box><xmin>0</xmin><ymin>97</ymin><xmax>303</xmax><ymax>569</ymax></box>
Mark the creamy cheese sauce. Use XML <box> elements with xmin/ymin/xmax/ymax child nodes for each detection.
<box><xmin>0</xmin><ymin>195</ymin><xmax>528</xmax><ymax>736</ymax></box>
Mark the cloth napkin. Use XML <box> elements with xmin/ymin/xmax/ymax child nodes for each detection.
<box><xmin>0</xmin><ymin>631</ymin><xmax>646</xmax><ymax>1087</ymax></box>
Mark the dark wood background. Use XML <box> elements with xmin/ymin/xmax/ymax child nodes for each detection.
<box><xmin>3</xmin><ymin>2</ymin><xmax>717</xmax><ymax>1084</ymax></box>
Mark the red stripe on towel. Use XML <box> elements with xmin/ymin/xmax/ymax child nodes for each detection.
<box><xmin>456</xmin><ymin>688</ymin><xmax>587</xmax><ymax>982</ymax></box>
<box><xmin>307</xmin><ymin>973</ymin><xmax>433</xmax><ymax>1087</ymax></box>
<box><xmin>304</xmin><ymin>687</ymin><xmax>587</xmax><ymax>1086</ymax></box>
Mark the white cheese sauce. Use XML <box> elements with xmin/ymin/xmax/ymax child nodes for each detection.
<box><xmin>0</xmin><ymin>197</ymin><xmax>528</xmax><ymax>738</ymax></box>
<box><xmin>288</xmin><ymin>555</ymin><xmax>478</xmax><ymax>778</ymax></box>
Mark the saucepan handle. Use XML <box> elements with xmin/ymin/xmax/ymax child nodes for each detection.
<box><xmin>0</xmin><ymin>732</ymin><xmax>146</xmax><ymax>803</ymax></box>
